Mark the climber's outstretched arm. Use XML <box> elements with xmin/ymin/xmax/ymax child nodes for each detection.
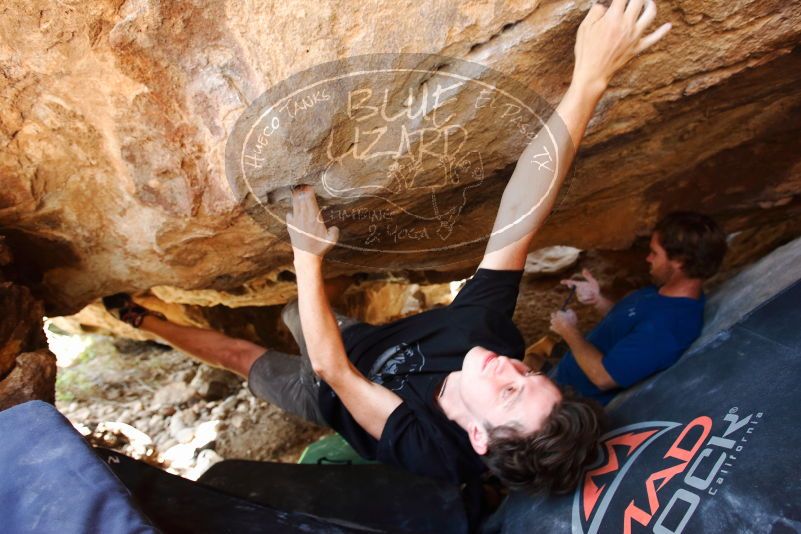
<box><xmin>480</xmin><ymin>0</ymin><xmax>671</xmax><ymax>271</ymax></box>
<box><xmin>287</xmin><ymin>186</ymin><xmax>403</xmax><ymax>440</ymax></box>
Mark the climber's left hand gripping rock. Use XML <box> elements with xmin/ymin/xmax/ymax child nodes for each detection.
<box><xmin>287</xmin><ymin>185</ymin><xmax>340</xmax><ymax>263</ymax></box>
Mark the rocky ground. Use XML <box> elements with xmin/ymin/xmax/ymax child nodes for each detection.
<box><xmin>49</xmin><ymin>326</ymin><xmax>328</xmax><ymax>481</ymax></box>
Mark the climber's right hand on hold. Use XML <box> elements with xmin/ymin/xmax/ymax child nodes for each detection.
<box><xmin>572</xmin><ymin>0</ymin><xmax>672</xmax><ymax>95</ymax></box>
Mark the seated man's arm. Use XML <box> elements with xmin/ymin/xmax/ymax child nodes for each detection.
<box><xmin>288</xmin><ymin>187</ymin><xmax>402</xmax><ymax>439</ymax></box>
<box><xmin>480</xmin><ymin>0</ymin><xmax>671</xmax><ymax>271</ymax></box>
<box><xmin>552</xmin><ymin>309</ymin><xmax>686</xmax><ymax>391</ymax></box>
<box><xmin>551</xmin><ymin>309</ymin><xmax>618</xmax><ymax>390</ymax></box>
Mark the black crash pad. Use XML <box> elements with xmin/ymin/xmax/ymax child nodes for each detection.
<box><xmin>94</xmin><ymin>448</ymin><xmax>383</xmax><ymax>534</ymax></box>
<box><xmin>97</xmin><ymin>447</ymin><xmax>467</xmax><ymax>534</ymax></box>
<box><xmin>483</xmin><ymin>279</ymin><xmax>801</xmax><ymax>534</ymax></box>
<box><xmin>197</xmin><ymin>458</ymin><xmax>466</xmax><ymax>533</ymax></box>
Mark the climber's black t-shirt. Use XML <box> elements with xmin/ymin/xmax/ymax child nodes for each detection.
<box><xmin>318</xmin><ymin>269</ymin><xmax>526</xmax><ymax>486</ymax></box>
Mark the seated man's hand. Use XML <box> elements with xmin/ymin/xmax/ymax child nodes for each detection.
<box><xmin>287</xmin><ymin>185</ymin><xmax>340</xmax><ymax>263</ymax></box>
<box><xmin>573</xmin><ymin>0</ymin><xmax>671</xmax><ymax>94</ymax></box>
<box><xmin>561</xmin><ymin>268</ymin><xmax>602</xmax><ymax>306</ymax></box>
<box><xmin>550</xmin><ymin>309</ymin><xmax>579</xmax><ymax>338</ymax></box>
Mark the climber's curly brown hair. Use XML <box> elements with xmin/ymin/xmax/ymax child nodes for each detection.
<box><xmin>483</xmin><ymin>387</ymin><xmax>605</xmax><ymax>495</ymax></box>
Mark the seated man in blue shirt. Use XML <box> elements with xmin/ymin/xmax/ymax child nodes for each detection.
<box><xmin>547</xmin><ymin>212</ymin><xmax>727</xmax><ymax>405</ymax></box>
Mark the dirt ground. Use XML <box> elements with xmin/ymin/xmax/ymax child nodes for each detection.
<box><xmin>50</xmin><ymin>328</ymin><xmax>328</xmax><ymax>479</ymax></box>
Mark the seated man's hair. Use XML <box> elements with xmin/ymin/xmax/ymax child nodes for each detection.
<box><xmin>654</xmin><ymin>211</ymin><xmax>727</xmax><ymax>280</ymax></box>
<box><xmin>483</xmin><ymin>387</ymin><xmax>605</xmax><ymax>495</ymax></box>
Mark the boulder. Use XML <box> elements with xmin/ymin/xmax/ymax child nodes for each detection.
<box><xmin>0</xmin><ymin>283</ymin><xmax>46</xmax><ymax>377</ymax></box>
<box><xmin>0</xmin><ymin>0</ymin><xmax>798</xmax><ymax>316</ymax></box>
<box><xmin>0</xmin><ymin>240</ymin><xmax>55</xmax><ymax>411</ymax></box>
<box><xmin>0</xmin><ymin>351</ymin><xmax>58</xmax><ymax>411</ymax></box>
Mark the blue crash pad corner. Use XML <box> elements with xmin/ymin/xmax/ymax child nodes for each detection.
<box><xmin>0</xmin><ymin>400</ymin><xmax>157</xmax><ymax>534</ymax></box>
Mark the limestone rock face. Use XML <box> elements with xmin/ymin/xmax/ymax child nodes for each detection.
<box><xmin>0</xmin><ymin>350</ymin><xmax>58</xmax><ymax>411</ymax></box>
<box><xmin>1</xmin><ymin>0</ymin><xmax>800</xmax><ymax>315</ymax></box>
<box><xmin>0</xmin><ymin>237</ymin><xmax>55</xmax><ymax>410</ymax></box>
<box><xmin>0</xmin><ymin>282</ymin><xmax>48</xmax><ymax>374</ymax></box>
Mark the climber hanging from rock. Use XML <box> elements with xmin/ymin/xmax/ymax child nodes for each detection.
<box><xmin>104</xmin><ymin>0</ymin><xmax>671</xmax><ymax>503</ymax></box>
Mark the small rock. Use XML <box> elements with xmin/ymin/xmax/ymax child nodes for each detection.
<box><xmin>178</xmin><ymin>408</ymin><xmax>197</xmax><ymax>425</ymax></box>
<box><xmin>231</xmin><ymin>414</ymin><xmax>245</xmax><ymax>429</ymax></box>
<box><xmin>171</xmin><ymin>369</ymin><xmax>196</xmax><ymax>384</ymax></box>
<box><xmin>71</xmin><ymin>407</ymin><xmax>91</xmax><ymax>420</ymax></box>
<box><xmin>147</xmin><ymin>415</ymin><xmax>164</xmax><ymax>435</ymax></box>
<box><xmin>159</xmin><ymin>406</ymin><xmax>177</xmax><ymax>416</ymax></box>
<box><xmin>185</xmin><ymin>449</ymin><xmax>223</xmax><ymax>481</ymax></box>
<box><xmin>524</xmin><ymin>246</ymin><xmax>582</xmax><ymax>275</ymax></box>
<box><xmin>219</xmin><ymin>397</ymin><xmax>237</xmax><ymax>412</ymax></box>
<box><xmin>191</xmin><ymin>420</ymin><xmax>219</xmax><ymax>449</ymax></box>
<box><xmin>150</xmin><ymin>417</ymin><xmax>167</xmax><ymax>432</ymax></box>
<box><xmin>190</xmin><ymin>366</ymin><xmax>241</xmax><ymax>401</ymax></box>
<box><xmin>163</xmin><ymin>443</ymin><xmax>197</xmax><ymax>471</ymax></box>
<box><xmin>153</xmin><ymin>382</ymin><xmax>197</xmax><ymax>406</ymax></box>
<box><xmin>169</xmin><ymin>414</ymin><xmax>186</xmax><ymax>438</ymax></box>
<box><xmin>176</xmin><ymin>428</ymin><xmax>195</xmax><ymax>444</ymax></box>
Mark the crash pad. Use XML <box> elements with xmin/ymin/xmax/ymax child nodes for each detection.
<box><xmin>95</xmin><ymin>448</ymin><xmax>383</xmax><ymax>534</ymax></box>
<box><xmin>483</xmin><ymin>277</ymin><xmax>801</xmax><ymax>533</ymax></box>
<box><xmin>197</xmin><ymin>457</ymin><xmax>467</xmax><ymax>533</ymax></box>
<box><xmin>0</xmin><ymin>400</ymin><xmax>156</xmax><ymax>534</ymax></box>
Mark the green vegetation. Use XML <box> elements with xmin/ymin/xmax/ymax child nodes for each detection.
<box><xmin>55</xmin><ymin>344</ymin><xmax>98</xmax><ymax>402</ymax></box>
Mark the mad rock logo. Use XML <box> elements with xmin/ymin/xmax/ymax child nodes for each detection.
<box><xmin>225</xmin><ymin>53</ymin><xmax>571</xmax><ymax>268</ymax></box>
<box><xmin>574</xmin><ymin>409</ymin><xmax>763</xmax><ymax>534</ymax></box>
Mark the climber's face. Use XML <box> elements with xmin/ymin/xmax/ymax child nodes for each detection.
<box><xmin>457</xmin><ymin>346</ymin><xmax>561</xmax><ymax>455</ymax></box>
